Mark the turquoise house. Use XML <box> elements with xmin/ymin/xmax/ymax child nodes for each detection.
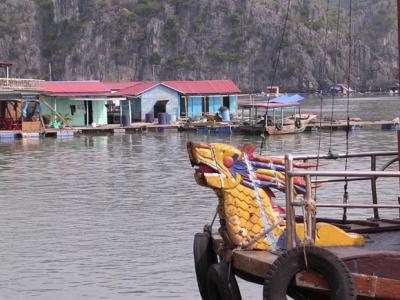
<box><xmin>41</xmin><ymin>81</ymin><xmax>110</xmax><ymax>126</ymax></box>
<box><xmin>162</xmin><ymin>80</ymin><xmax>240</xmax><ymax>118</ymax></box>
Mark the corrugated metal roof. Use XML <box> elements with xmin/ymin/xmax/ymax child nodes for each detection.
<box><xmin>162</xmin><ymin>80</ymin><xmax>240</xmax><ymax>95</ymax></box>
<box><xmin>42</xmin><ymin>80</ymin><xmax>241</xmax><ymax>97</ymax></box>
<box><xmin>102</xmin><ymin>82</ymin><xmax>139</xmax><ymax>91</ymax></box>
<box><xmin>114</xmin><ymin>82</ymin><xmax>158</xmax><ymax>96</ymax></box>
<box><xmin>42</xmin><ymin>81</ymin><xmax>111</xmax><ymax>97</ymax></box>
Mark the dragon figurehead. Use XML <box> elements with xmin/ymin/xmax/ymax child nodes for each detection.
<box><xmin>187</xmin><ymin>141</ymin><xmax>290</xmax><ymax>250</ymax></box>
<box><xmin>187</xmin><ymin>141</ymin><xmax>365</xmax><ymax>251</ymax></box>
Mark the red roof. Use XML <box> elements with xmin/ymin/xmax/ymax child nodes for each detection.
<box><xmin>102</xmin><ymin>82</ymin><xmax>139</xmax><ymax>91</ymax></box>
<box><xmin>42</xmin><ymin>81</ymin><xmax>111</xmax><ymax>97</ymax></box>
<box><xmin>0</xmin><ymin>60</ymin><xmax>13</xmax><ymax>68</ymax></box>
<box><xmin>114</xmin><ymin>82</ymin><xmax>158</xmax><ymax>96</ymax></box>
<box><xmin>162</xmin><ymin>80</ymin><xmax>240</xmax><ymax>95</ymax></box>
<box><xmin>42</xmin><ymin>80</ymin><xmax>241</xmax><ymax>97</ymax></box>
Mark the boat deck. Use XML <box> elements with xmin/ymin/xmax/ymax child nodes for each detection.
<box><xmin>211</xmin><ymin>219</ymin><xmax>400</xmax><ymax>299</ymax></box>
<box><xmin>364</xmin><ymin>230</ymin><xmax>400</xmax><ymax>251</ymax></box>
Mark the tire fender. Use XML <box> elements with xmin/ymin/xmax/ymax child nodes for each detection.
<box><xmin>207</xmin><ymin>262</ymin><xmax>242</xmax><ymax>300</ymax></box>
<box><xmin>263</xmin><ymin>246</ymin><xmax>356</xmax><ymax>300</ymax></box>
<box><xmin>194</xmin><ymin>232</ymin><xmax>217</xmax><ymax>299</ymax></box>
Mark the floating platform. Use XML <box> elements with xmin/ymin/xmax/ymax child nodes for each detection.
<box><xmin>178</xmin><ymin>125</ymin><xmax>235</xmax><ymax>134</ymax></box>
<box><xmin>306</xmin><ymin>120</ymin><xmax>399</xmax><ymax>131</ymax></box>
<box><xmin>0</xmin><ymin>131</ymin><xmax>17</xmax><ymax>139</ymax></box>
<box><xmin>0</xmin><ymin>129</ymin><xmax>78</xmax><ymax>139</ymax></box>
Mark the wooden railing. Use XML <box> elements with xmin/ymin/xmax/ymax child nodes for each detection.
<box><xmin>0</xmin><ymin>78</ymin><xmax>45</xmax><ymax>90</ymax></box>
<box><xmin>284</xmin><ymin>151</ymin><xmax>400</xmax><ymax>250</ymax></box>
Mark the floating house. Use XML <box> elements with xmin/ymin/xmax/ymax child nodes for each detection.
<box><xmin>114</xmin><ymin>81</ymin><xmax>168</xmax><ymax>125</ymax></box>
<box><xmin>330</xmin><ymin>83</ymin><xmax>353</xmax><ymax>95</ymax></box>
<box><xmin>41</xmin><ymin>81</ymin><xmax>112</xmax><ymax>127</ymax></box>
<box><xmin>0</xmin><ymin>61</ymin><xmax>46</xmax><ymax>134</ymax></box>
<box><xmin>115</xmin><ymin>79</ymin><xmax>241</xmax><ymax>124</ymax></box>
<box><xmin>163</xmin><ymin>80</ymin><xmax>240</xmax><ymax>119</ymax></box>
<box><xmin>0</xmin><ymin>89</ymin><xmax>42</xmax><ymax>133</ymax></box>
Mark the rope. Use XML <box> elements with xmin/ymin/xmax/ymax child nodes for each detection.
<box><xmin>315</xmin><ymin>0</ymin><xmax>332</xmax><ymax>199</ymax></box>
<box><xmin>343</xmin><ymin>0</ymin><xmax>353</xmax><ymax>222</ymax></box>
<box><xmin>260</xmin><ymin>0</ymin><xmax>292</xmax><ymax>154</ymax></box>
<box><xmin>243</xmin><ymin>153</ymin><xmax>277</xmax><ymax>248</ymax></box>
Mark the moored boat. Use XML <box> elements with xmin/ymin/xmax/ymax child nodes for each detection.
<box><xmin>187</xmin><ymin>141</ymin><xmax>400</xmax><ymax>299</ymax></box>
<box><xmin>238</xmin><ymin>94</ymin><xmax>316</xmax><ymax>135</ymax></box>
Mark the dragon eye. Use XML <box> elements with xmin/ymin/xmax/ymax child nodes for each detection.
<box><xmin>223</xmin><ymin>157</ymin><xmax>234</xmax><ymax>168</ymax></box>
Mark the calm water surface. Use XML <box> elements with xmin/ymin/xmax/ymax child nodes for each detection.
<box><xmin>0</xmin><ymin>96</ymin><xmax>399</xmax><ymax>299</ymax></box>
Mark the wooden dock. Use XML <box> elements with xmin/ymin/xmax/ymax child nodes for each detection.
<box><xmin>0</xmin><ymin>119</ymin><xmax>397</xmax><ymax>139</ymax></box>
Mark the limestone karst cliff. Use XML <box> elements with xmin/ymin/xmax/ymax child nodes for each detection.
<box><xmin>0</xmin><ymin>0</ymin><xmax>397</xmax><ymax>91</ymax></box>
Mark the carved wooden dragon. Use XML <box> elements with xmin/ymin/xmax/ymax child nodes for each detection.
<box><xmin>187</xmin><ymin>142</ymin><xmax>364</xmax><ymax>251</ymax></box>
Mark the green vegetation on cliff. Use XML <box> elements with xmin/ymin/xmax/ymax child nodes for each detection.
<box><xmin>0</xmin><ymin>0</ymin><xmax>397</xmax><ymax>91</ymax></box>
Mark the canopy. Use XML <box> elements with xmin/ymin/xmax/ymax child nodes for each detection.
<box><xmin>239</xmin><ymin>101</ymin><xmax>300</xmax><ymax>109</ymax></box>
<box><xmin>239</xmin><ymin>93</ymin><xmax>304</xmax><ymax>109</ymax></box>
<box><xmin>270</xmin><ymin>94</ymin><xmax>304</xmax><ymax>104</ymax></box>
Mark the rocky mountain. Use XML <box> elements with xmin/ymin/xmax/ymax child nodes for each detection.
<box><xmin>0</xmin><ymin>0</ymin><xmax>397</xmax><ymax>91</ymax></box>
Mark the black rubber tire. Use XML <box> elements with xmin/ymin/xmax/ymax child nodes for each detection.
<box><xmin>295</xmin><ymin>118</ymin><xmax>302</xmax><ymax>129</ymax></box>
<box><xmin>275</xmin><ymin>123</ymin><xmax>282</xmax><ymax>130</ymax></box>
<box><xmin>194</xmin><ymin>232</ymin><xmax>218</xmax><ymax>299</ymax></box>
<box><xmin>263</xmin><ymin>246</ymin><xmax>356</xmax><ymax>300</ymax></box>
<box><xmin>207</xmin><ymin>262</ymin><xmax>242</xmax><ymax>300</ymax></box>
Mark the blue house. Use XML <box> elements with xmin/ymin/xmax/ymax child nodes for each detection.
<box><xmin>162</xmin><ymin>80</ymin><xmax>241</xmax><ymax>118</ymax></box>
<box><xmin>115</xmin><ymin>82</ymin><xmax>179</xmax><ymax>125</ymax></box>
<box><xmin>116</xmin><ymin>80</ymin><xmax>241</xmax><ymax>123</ymax></box>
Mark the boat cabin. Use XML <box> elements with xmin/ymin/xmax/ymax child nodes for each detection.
<box><xmin>238</xmin><ymin>94</ymin><xmax>315</xmax><ymax>135</ymax></box>
<box><xmin>240</xmin><ymin>102</ymin><xmax>300</xmax><ymax>127</ymax></box>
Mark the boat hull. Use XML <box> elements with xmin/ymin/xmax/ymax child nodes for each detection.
<box><xmin>239</xmin><ymin>114</ymin><xmax>317</xmax><ymax>135</ymax></box>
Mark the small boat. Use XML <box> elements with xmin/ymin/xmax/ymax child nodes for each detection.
<box><xmin>238</xmin><ymin>94</ymin><xmax>316</xmax><ymax>135</ymax></box>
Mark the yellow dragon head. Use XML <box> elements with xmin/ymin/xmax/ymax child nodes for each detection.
<box><xmin>187</xmin><ymin>141</ymin><xmax>365</xmax><ymax>250</ymax></box>
<box><xmin>187</xmin><ymin>142</ymin><xmax>291</xmax><ymax>250</ymax></box>
<box><xmin>187</xmin><ymin>142</ymin><xmax>244</xmax><ymax>190</ymax></box>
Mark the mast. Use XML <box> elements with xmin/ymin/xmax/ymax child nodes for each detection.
<box><xmin>398</xmin><ymin>0</ymin><xmax>400</xmax><ymax>210</ymax></box>
<box><xmin>397</xmin><ymin>0</ymin><xmax>400</xmax><ymax>87</ymax></box>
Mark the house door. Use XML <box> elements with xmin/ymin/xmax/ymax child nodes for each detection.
<box><xmin>84</xmin><ymin>101</ymin><xmax>93</xmax><ymax>125</ymax></box>
<box><xmin>223</xmin><ymin>96</ymin><xmax>230</xmax><ymax>110</ymax></box>
<box><xmin>154</xmin><ymin>100</ymin><xmax>168</xmax><ymax>117</ymax></box>
<box><xmin>132</xmin><ymin>98</ymin><xmax>142</xmax><ymax>121</ymax></box>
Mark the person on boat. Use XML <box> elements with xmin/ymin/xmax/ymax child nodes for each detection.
<box><xmin>214</xmin><ymin>112</ymin><xmax>222</xmax><ymax>122</ymax></box>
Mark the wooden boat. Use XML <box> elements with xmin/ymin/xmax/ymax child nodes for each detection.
<box><xmin>238</xmin><ymin>98</ymin><xmax>316</xmax><ymax>135</ymax></box>
<box><xmin>189</xmin><ymin>1</ymin><xmax>400</xmax><ymax>297</ymax></box>
<box><xmin>187</xmin><ymin>141</ymin><xmax>400</xmax><ymax>299</ymax></box>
